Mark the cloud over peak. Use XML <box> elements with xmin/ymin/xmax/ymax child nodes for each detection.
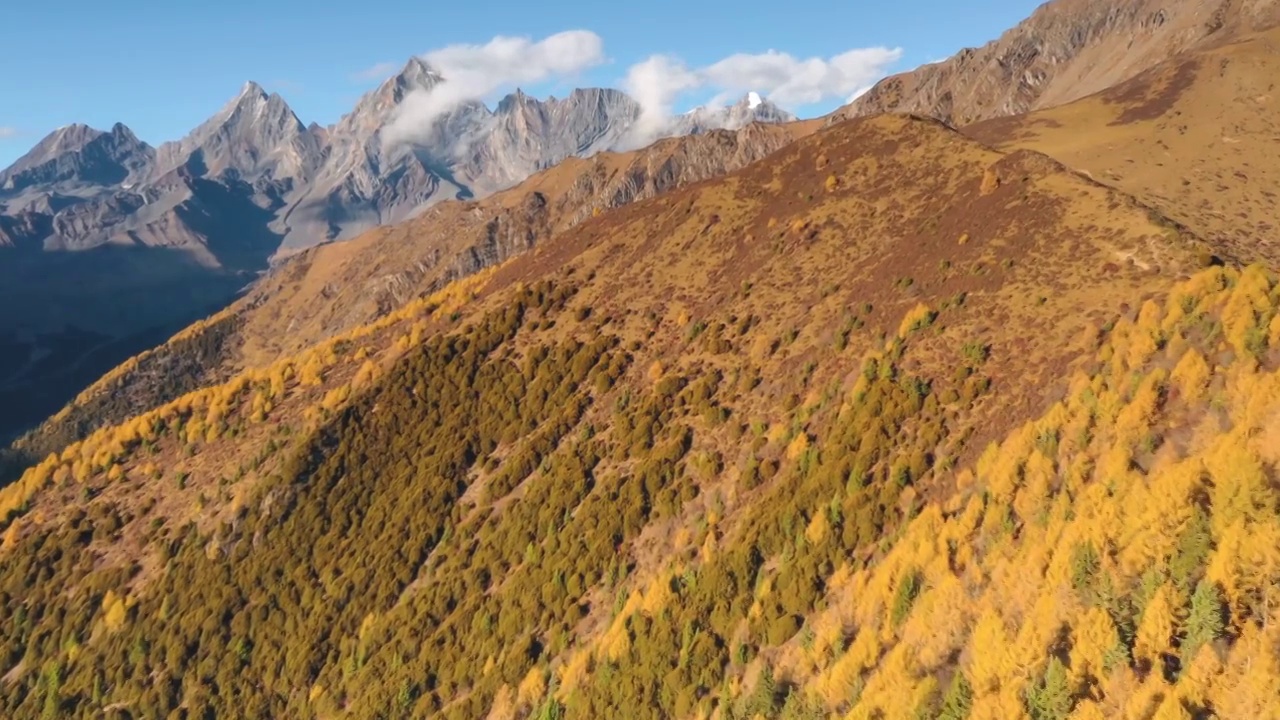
<box><xmin>621</xmin><ymin>55</ymin><xmax>703</xmax><ymax>147</ymax></box>
<box><xmin>375</xmin><ymin>30</ymin><xmax>902</xmax><ymax>151</ymax></box>
<box><xmin>422</xmin><ymin>30</ymin><xmax>605</xmax><ymax>90</ymax></box>
<box><xmin>703</xmin><ymin>47</ymin><xmax>904</xmax><ymax>106</ymax></box>
<box><xmin>382</xmin><ymin>30</ymin><xmax>606</xmax><ymax>148</ymax></box>
<box><xmin>618</xmin><ymin>45</ymin><xmax>901</xmax><ymax>148</ymax></box>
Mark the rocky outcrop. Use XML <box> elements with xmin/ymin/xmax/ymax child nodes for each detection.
<box><xmin>558</xmin><ymin>122</ymin><xmax>802</xmax><ymax>228</ymax></box>
<box><xmin>456</xmin><ymin>88</ymin><xmax>642</xmax><ymax>194</ymax></box>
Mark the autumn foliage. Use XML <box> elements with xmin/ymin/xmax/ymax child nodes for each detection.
<box><xmin>2</xmin><ymin>239</ymin><xmax>1280</xmax><ymax>720</ymax></box>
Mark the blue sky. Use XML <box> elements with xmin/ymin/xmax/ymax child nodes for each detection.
<box><xmin>0</xmin><ymin>0</ymin><xmax>1045</xmax><ymax>167</ymax></box>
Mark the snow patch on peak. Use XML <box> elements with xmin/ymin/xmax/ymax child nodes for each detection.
<box><xmin>747</xmin><ymin>91</ymin><xmax>762</xmax><ymax>109</ymax></box>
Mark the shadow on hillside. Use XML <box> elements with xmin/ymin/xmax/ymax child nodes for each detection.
<box><xmin>0</xmin><ymin>244</ymin><xmax>251</xmax><ymax>486</ymax></box>
<box><xmin>177</xmin><ymin>176</ymin><xmax>284</xmax><ymax>273</ymax></box>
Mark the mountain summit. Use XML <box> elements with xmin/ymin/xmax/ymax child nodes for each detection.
<box><xmin>338</xmin><ymin>57</ymin><xmax>448</xmax><ymax>143</ymax></box>
<box><xmin>0</xmin><ymin>122</ymin><xmax>152</xmax><ymax>194</ymax></box>
<box><xmin>396</xmin><ymin>56</ymin><xmax>445</xmax><ymax>94</ymax></box>
<box><xmin>151</xmin><ymin>82</ymin><xmax>321</xmax><ymax>184</ymax></box>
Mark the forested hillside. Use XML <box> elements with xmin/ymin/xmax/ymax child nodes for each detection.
<box><xmin>0</xmin><ymin>121</ymin><xmax>810</xmax><ymax>486</ymax></box>
<box><xmin>6</xmin><ymin>5</ymin><xmax>1280</xmax><ymax>716</ymax></box>
<box><xmin>2</xmin><ymin>108</ymin><xmax>1260</xmax><ymax>719</ymax></box>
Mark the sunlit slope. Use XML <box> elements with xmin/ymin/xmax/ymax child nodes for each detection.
<box><xmin>0</xmin><ymin>114</ymin><xmax>1209</xmax><ymax>719</ymax></box>
<box><xmin>1</xmin><ymin>122</ymin><xmax>810</xmax><ymax>484</ymax></box>
<box><xmin>773</xmin><ymin>264</ymin><xmax>1280</xmax><ymax>720</ymax></box>
<box><xmin>968</xmin><ymin>26</ymin><xmax>1280</xmax><ymax>266</ymax></box>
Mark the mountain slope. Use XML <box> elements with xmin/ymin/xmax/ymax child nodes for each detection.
<box><xmin>0</xmin><ymin>120</ymin><xmax>816</xmax><ymax>479</ymax></box>
<box><xmin>242</xmin><ymin>119</ymin><xmax>816</xmax><ymax>363</ymax></box>
<box><xmin>0</xmin><ymin>113</ymin><xmax>1212</xmax><ymax>719</ymax></box>
<box><xmin>965</xmin><ymin>24</ymin><xmax>1280</xmax><ymax>265</ymax></box>
<box><xmin>830</xmin><ymin>0</ymin><xmax>1280</xmax><ymax>126</ymax></box>
<box><xmin>754</xmin><ymin>263</ymin><xmax>1280</xmax><ymax>720</ymax></box>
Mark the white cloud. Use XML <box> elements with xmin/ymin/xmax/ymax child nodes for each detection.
<box><xmin>704</xmin><ymin>47</ymin><xmax>903</xmax><ymax>105</ymax></box>
<box><xmin>376</xmin><ymin>31</ymin><xmax>902</xmax><ymax>152</ymax></box>
<box><xmin>621</xmin><ymin>55</ymin><xmax>701</xmax><ymax>149</ymax></box>
<box><xmin>383</xmin><ymin>30</ymin><xmax>606</xmax><ymax>148</ymax></box>
<box><xmin>617</xmin><ymin>45</ymin><xmax>902</xmax><ymax>148</ymax></box>
<box><xmin>353</xmin><ymin>61</ymin><xmax>399</xmax><ymax>82</ymax></box>
<box><xmin>0</xmin><ymin>126</ymin><xmax>17</xmax><ymax>139</ymax></box>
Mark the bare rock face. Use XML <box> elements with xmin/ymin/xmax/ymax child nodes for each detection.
<box><xmin>278</xmin><ymin>65</ymin><xmax>645</xmax><ymax>249</ymax></box>
<box><xmin>830</xmin><ymin>0</ymin><xmax>1280</xmax><ymax>126</ymax></box>
<box><xmin>277</xmin><ymin>58</ymin><xmax>481</xmax><ymax>248</ymax></box>
<box><xmin>456</xmin><ymin>88</ymin><xmax>642</xmax><ymax>194</ymax></box>
<box><xmin>0</xmin><ymin>209</ymin><xmax>51</xmax><ymax>250</ymax></box>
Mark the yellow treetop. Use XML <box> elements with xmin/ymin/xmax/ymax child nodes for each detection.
<box><xmin>1133</xmin><ymin>583</ymin><xmax>1180</xmax><ymax>666</ymax></box>
<box><xmin>1151</xmin><ymin>694</ymin><xmax>1192</xmax><ymax>720</ymax></box>
<box><xmin>1070</xmin><ymin>606</ymin><xmax>1120</xmax><ymax>687</ymax></box>
<box><xmin>968</xmin><ymin>608</ymin><xmax>1010</xmax><ymax>695</ymax></box>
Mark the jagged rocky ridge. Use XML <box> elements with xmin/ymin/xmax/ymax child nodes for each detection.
<box><xmin>0</xmin><ymin>58</ymin><xmax>794</xmax><ymax>262</ymax></box>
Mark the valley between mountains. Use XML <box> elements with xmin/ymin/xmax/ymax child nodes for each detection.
<box><xmin>3</xmin><ymin>0</ymin><xmax>1280</xmax><ymax>718</ymax></box>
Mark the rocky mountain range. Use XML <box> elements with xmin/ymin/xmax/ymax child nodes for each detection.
<box><xmin>0</xmin><ymin>59</ymin><xmax>792</xmax><ymax>442</ymax></box>
<box><xmin>1</xmin><ymin>58</ymin><xmax>793</xmax><ymax>264</ymax></box>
